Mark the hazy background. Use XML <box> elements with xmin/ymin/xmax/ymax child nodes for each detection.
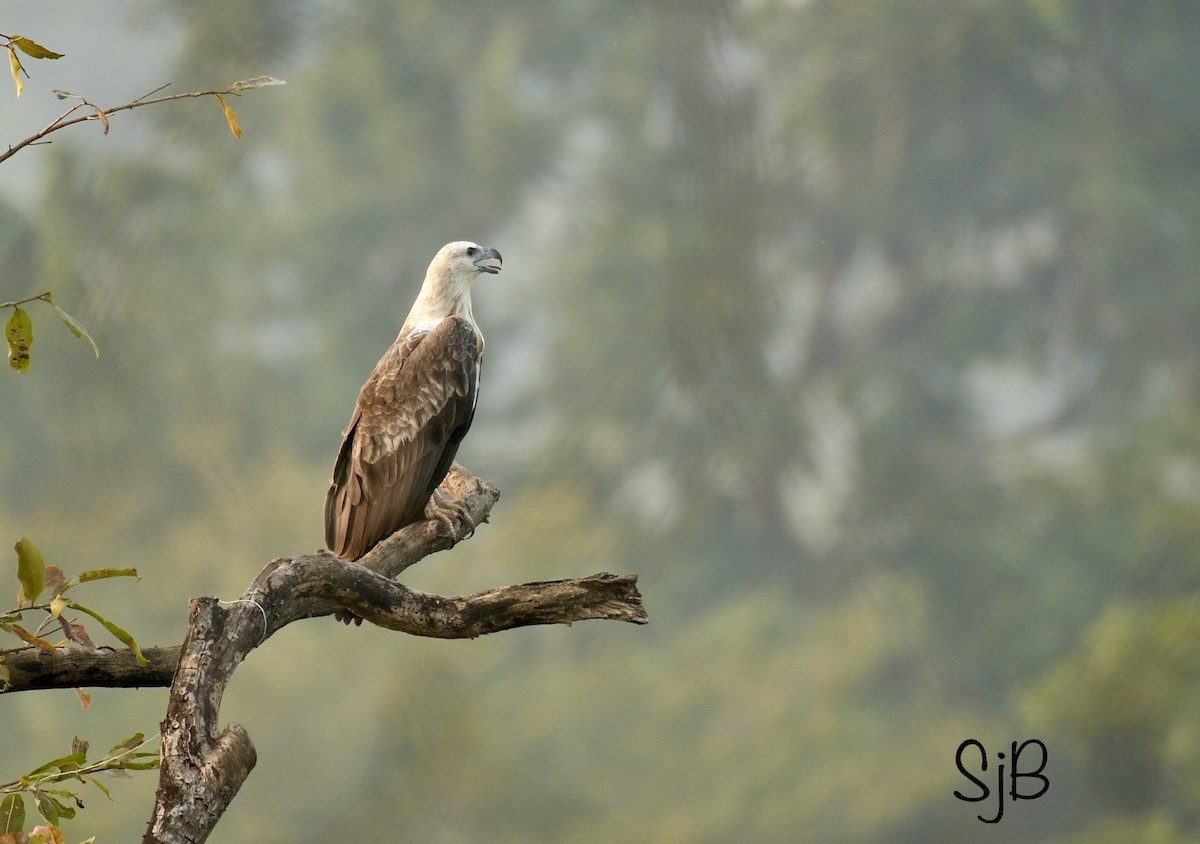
<box><xmin>2</xmin><ymin>2</ymin><xmax>1199</xmax><ymax>841</ymax></box>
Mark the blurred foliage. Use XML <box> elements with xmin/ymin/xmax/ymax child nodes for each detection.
<box><xmin>2</xmin><ymin>0</ymin><xmax>1199</xmax><ymax>841</ymax></box>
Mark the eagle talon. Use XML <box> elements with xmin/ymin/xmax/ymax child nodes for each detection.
<box><xmin>425</xmin><ymin>488</ymin><xmax>476</xmax><ymax>538</ymax></box>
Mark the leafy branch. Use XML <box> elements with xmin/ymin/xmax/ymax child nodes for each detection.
<box><xmin>2</xmin><ymin>35</ymin><xmax>284</xmax><ymax>379</ymax></box>
<box><xmin>2</xmin><ymin>32</ymin><xmax>64</xmax><ymax>98</ymax></box>
<box><xmin>3</xmin><ymin>293</ymin><xmax>99</xmax><ymax>373</ymax></box>
<box><xmin>2</xmin><ymin>536</ymin><xmax>149</xmax><ymax>689</ymax></box>
<box><xmin>1</xmin><ymin>74</ymin><xmax>286</xmax><ymax>166</ymax></box>
<box><xmin>0</xmin><ymin>732</ymin><xmax>160</xmax><ymax>842</ymax></box>
<box><xmin>1</xmin><ymin>27</ymin><xmax>290</xmax><ymax>844</ymax></box>
<box><xmin>0</xmin><ymin>538</ymin><xmax>156</xmax><ymax>842</ymax></box>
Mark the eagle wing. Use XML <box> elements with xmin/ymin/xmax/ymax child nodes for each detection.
<box><xmin>324</xmin><ymin>315</ymin><xmax>481</xmax><ymax>560</ymax></box>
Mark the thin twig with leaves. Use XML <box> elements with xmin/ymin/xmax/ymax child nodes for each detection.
<box><xmin>0</xmin><ymin>733</ymin><xmax>160</xmax><ymax>838</ymax></box>
<box><xmin>1</xmin><ymin>75</ymin><xmax>285</xmax><ymax>165</ymax></box>
<box><xmin>2</xmin><ymin>31</ymin><xmax>64</xmax><ymax>98</ymax></box>
<box><xmin>3</xmin><ymin>292</ymin><xmax>100</xmax><ymax>372</ymax></box>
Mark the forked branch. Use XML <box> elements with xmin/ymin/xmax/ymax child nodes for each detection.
<box><xmin>1</xmin><ymin>466</ymin><xmax>646</xmax><ymax>842</ymax></box>
<box><xmin>136</xmin><ymin>464</ymin><xmax>643</xmax><ymax>844</ymax></box>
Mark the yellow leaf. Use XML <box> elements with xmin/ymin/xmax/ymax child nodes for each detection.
<box><xmin>77</xmin><ymin>567</ymin><xmax>139</xmax><ymax>583</ymax></box>
<box><xmin>49</xmin><ymin>595</ymin><xmax>68</xmax><ymax>618</ymax></box>
<box><xmin>7</xmin><ymin>46</ymin><xmax>23</xmax><ymax>98</ymax></box>
<box><xmin>92</xmin><ymin>105</ymin><xmax>110</xmax><ymax>135</ymax></box>
<box><xmin>214</xmin><ymin>92</ymin><xmax>243</xmax><ymax>139</ymax></box>
<box><xmin>10</xmin><ymin>36</ymin><xmax>65</xmax><ymax>60</ymax></box>
<box><xmin>6</xmin><ymin>306</ymin><xmax>33</xmax><ymax>372</ymax></box>
<box><xmin>11</xmin><ymin>624</ymin><xmax>57</xmax><ymax>654</ymax></box>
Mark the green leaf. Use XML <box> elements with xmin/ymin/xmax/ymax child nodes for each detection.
<box><xmin>24</xmin><ymin>752</ymin><xmax>86</xmax><ymax>779</ymax></box>
<box><xmin>0</xmin><ymin>793</ymin><xmax>24</xmax><ymax>835</ymax></box>
<box><xmin>110</xmin><ymin>758</ymin><xmax>159</xmax><ymax>771</ymax></box>
<box><xmin>15</xmin><ymin>536</ymin><xmax>46</xmax><ymax>606</ymax></box>
<box><xmin>6</xmin><ymin>306</ymin><xmax>33</xmax><ymax>372</ymax></box>
<box><xmin>64</xmin><ymin>601</ymin><xmax>148</xmax><ymax>666</ymax></box>
<box><xmin>228</xmin><ymin>75</ymin><xmax>287</xmax><ymax>92</ymax></box>
<box><xmin>31</xmin><ymin>791</ymin><xmax>57</xmax><ymax>827</ymax></box>
<box><xmin>52</xmin><ymin>88</ymin><xmax>79</xmax><ymax>100</ymax></box>
<box><xmin>85</xmin><ymin>774</ymin><xmax>111</xmax><ymax>800</ymax></box>
<box><xmin>45</xmin><ymin>795</ymin><xmax>75</xmax><ymax>821</ymax></box>
<box><xmin>105</xmin><ymin>733</ymin><xmax>146</xmax><ymax>756</ymax></box>
<box><xmin>44</xmin><ymin>299</ymin><xmax>100</xmax><ymax>360</ymax></box>
<box><xmin>10</xmin><ymin>36</ymin><xmax>64</xmax><ymax>61</ymax></box>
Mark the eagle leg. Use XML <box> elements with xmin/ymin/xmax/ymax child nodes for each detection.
<box><xmin>424</xmin><ymin>487</ymin><xmax>476</xmax><ymax>538</ymax></box>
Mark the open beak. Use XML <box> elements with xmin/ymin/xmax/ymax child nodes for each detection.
<box><xmin>473</xmin><ymin>246</ymin><xmax>503</xmax><ymax>274</ymax></box>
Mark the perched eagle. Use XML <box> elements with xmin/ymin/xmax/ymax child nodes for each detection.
<box><xmin>324</xmin><ymin>241</ymin><xmax>502</xmax><ymax>561</ymax></box>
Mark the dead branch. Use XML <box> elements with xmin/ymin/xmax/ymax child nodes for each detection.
<box><xmin>1</xmin><ymin>465</ymin><xmax>645</xmax><ymax>842</ymax></box>
<box><xmin>115</xmin><ymin>463</ymin><xmax>643</xmax><ymax>844</ymax></box>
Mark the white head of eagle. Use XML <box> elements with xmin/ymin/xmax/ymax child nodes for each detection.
<box><xmin>325</xmin><ymin>240</ymin><xmax>502</xmax><ymax>561</ymax></box>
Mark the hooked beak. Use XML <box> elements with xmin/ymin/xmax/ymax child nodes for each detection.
<box><xmin>473</xmin><ymin>246</ymin><xmax>503</xmax><ymax>274</ymax></box>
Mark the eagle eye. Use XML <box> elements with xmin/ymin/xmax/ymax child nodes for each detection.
<box><xmin>466</xmin><ymin>246</ymin><xmax>479</xmax><ymax>258</ymax></box>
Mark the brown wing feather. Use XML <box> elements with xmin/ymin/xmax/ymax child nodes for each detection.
<box><xmin>325</xmin><ymin>316</ymin><xmax>481</xmax><ymax>560</ymax></box>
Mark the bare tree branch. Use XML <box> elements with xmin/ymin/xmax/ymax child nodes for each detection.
<box><xmin>17</xmin><ymin>463</ymin><xmax>638</xmax><ymax>844</ymax></box>
<box><xmin>3</xmin><ymin>466</ymin><xmax>645</xmax><ymax>695</ymax></box>
<box><xmin>1</xmin><ymin>465</ymin><xmax>645</xmax><ymax>841</ymax></box>
<box><xmin>1</xmin><ymin>645</ymin><xmax>179</xmax><ymax>693</ymax></box>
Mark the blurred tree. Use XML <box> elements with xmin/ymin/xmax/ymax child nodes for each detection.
<box><xmin>522</xmin><ymin>0</ymin><xmax>1200</xmax><ymax>838</ymax></box>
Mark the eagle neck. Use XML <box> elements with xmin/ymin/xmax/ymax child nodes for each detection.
<box><xmin>404</xmin><ymin>272</ymin><xmax>478</xmax><ymax>334</ymax></box>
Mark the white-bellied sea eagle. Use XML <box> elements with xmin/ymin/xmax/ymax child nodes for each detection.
<box><xmin>324</xmin><ymin>240</ymin><xmax>502</xmax><ymax>560</ymax></box>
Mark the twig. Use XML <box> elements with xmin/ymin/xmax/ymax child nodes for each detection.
<box><xmin>0</xmin><ymin>291</ymin><xmax>52</xmax><ymax>309</ymax></box>
<box><xmin>1</xmin><ymin>84</ymin><xmax>256</xmax><ymax>165</ymax></box>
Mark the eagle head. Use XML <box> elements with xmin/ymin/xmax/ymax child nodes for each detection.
<box><xmin>435</xmin><ymin>241</ymin><xmax>503</xmax><ymax>279</ymax></box>
<box><xmin>409</xmin><ymin>241</ymin><xmax>503</xmax><ymax>324</ymax></box>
